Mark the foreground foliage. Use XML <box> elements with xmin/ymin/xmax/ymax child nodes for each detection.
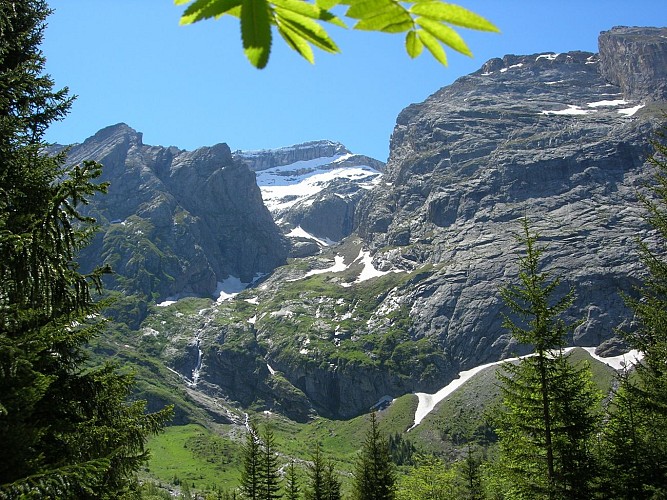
<box><xmin>0</xmin><ymin>1</ymin><xmax>171</xmax><ymax>497</ymax></box>
<box><xmin>174</xmin><ymin>0</ymin><xmax>499</xmax><ymax>68</ymax></box>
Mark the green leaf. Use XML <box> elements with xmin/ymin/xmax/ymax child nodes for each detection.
<box><xmin>179</xmin><ymin>0</ymin><xmax>242</xmax><ymax>25</ymax></box>
<box><xmin>417</xmin><ymin>29</ymin><xmax>447</xmax><ymax>65</ymax></box>
<box><xmin>272</xmin><ymin>0</ymin><xmax>346</xmax><ymax>28</ymax></box>
<box><xmin>277</xmin><ymin>22</ymin><xmax>315</xmax><ymax>63</ymax></box>
<box><xmin>416</xmin><ymin>17</ymin><xmax>471</xmax><ymax>56</ymax></box>
<box><xmin>241</xmin><ymin>0</ymin><xmax>272</xmax><ymax>68</ymax></box>
<box><xmin>345</xmin><ymin>0</ymin><xmax>396</xmax><ymax>19</ymax></box>
<box><xmin>316</xmin><ymin>0</ymin><xmax>340</xmax><ymax>9</ymax></box>
<box><xmin>405</xmin><ymin>30</ymin><xmax>423</xmax><ymax>58</ymax></box>
<box><xmin>349</xmin><ymin>1</ymin><xmax>413</xmax><ymax>33</ymax></box>
<box><xmin>275</xmin><ymin>9</ymin><xmax>340</xmax><ymax>53</ymax></box>
<box><xmin>410</xmin><ymin>2</ymin><xmax>499</xmax><ymax>32</ymax></box>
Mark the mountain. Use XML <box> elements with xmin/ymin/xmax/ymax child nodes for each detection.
<box><xmin>78</xmin><ymin>27</ymin><xmax>667</xmax><ymax>423</ymax></box>
<box><xmin>63</xmin><ymin>124</ymin><xmax>288</xmax><ymax>324</ymax></box>
<box><xmin>355</xmin><ymin>26</ymin><xmax>667</xmax><ymax>362</ymax></box>
<box><xmin>235</xmin><ymin>141</ymin><xmax>385</xmax><ymax>254</ymax></box>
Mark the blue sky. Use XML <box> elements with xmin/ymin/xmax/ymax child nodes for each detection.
<box><xmin>42</xmin><ymin>1</ymin><xmax>666</xmax><ymax>161</ymax></box>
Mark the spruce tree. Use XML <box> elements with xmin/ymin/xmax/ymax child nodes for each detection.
<box><xmin>494</xmin><ymin>219</ymin><xmax>600</xmax><ymax>499</ymax></box>
<box><xmin>240</xmin><ymin>422</ymin><xmax>262</xmax><ymax>500</ymax></box>
<box><xmin>284</xmin><ymin>461</ymin><xmax>300</xmax><ymax>500</ymax></box>
<box><xmin>305</xmin><ymin>443</ymin><xmax>326</xmax><ymax>500</ymax></box>
<box><xmin>601</xmin><ymin>131</ymin><xmax>667</xmax><ymax>498</ymax></box>
<box><xmin>352</xmin><ymin>412</ymin><xmax>396</xmax><ymax>500</ymax></box>
<box><xmin>261</xmin><ymin>424</ymin><xmax>282</xmax><ymax>500</ymax></box>
<box><xmin>323</xmin><ymin>461</ymin><xmax>341</xmax><ymax>500</ymax></box>
<box><xmin>0</xmin><ymin>1</ymin><xmax>171</xmax><ymax>497</ymax></box>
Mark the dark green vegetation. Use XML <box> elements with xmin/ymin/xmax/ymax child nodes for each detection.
<box><xmin>0</xmin><ymin>1</ymin><xmax>171</xmax><ymax>497</ymax></box>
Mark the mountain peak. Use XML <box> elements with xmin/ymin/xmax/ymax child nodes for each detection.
<box><xmin>599</xmin><ymin>26</ymin><xmax>667</xmax><ymax>101</ymax></box>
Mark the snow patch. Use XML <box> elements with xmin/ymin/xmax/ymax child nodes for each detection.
<box><xmin>300</xmin><ymin>255</ymin><xmax>348</xmax><ymax>279</ymax></box>
<box><xmin>267</xmin><ymin>363</ymin><xmax>276</xmax><ymax>375</ymax></box>
<box><xmin>541</xmin><ymin>105</ymin><xmax>592</xmax><ymax>116</ymax></box>
<box><xmin>256</xmin><ymin>156</ymin><xmax>380</xmax><ymax>212</ymax></box>
<box><xmin>581</xmin><ymin>347</ymin><xmax>643</xmax><ymax>370</ymax></box>
<box><xmin>354</xmin><ymin>250</ymin><xmax>400</xmax><ymax>283</ymax></box>
<box><xmin>156</xmin><ymin>300</ymin><xmax>178</xmax><ymax>307</ymax></box>
<box><xmin>287</xmin><ymin>226</ymin><xmax>338</xmax><ymax>246</ymax></box>
<box><xmin>216</xmin><ymin>273</ymin><xmax>264</xmax><ymax>302</ymax></box>
<box><xmin>618</xmin><ymin>104</ymin><xmax>645</xmax><ymax>116</ymax></box>
<box><xmin>536</xmin><ymin>53</ymin><xmax>559</xmax><ymax>61</ymax></box>
<box><xmin>500</xmin><ymin>63</ymin><xmax>524</xmax><ymax>73</ymax></box>
<box><xmin>587</xmin><ymin>99</ymin><xmax>628</xmax><ymax>107</ymax></box>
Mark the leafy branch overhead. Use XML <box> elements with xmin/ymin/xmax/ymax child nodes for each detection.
<box><xmin>175</xmin><ymin>0</ymin><xmax>499</xmax><ymax>68</ymax></box>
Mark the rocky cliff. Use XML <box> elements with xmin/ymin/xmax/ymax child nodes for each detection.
<box><xmin>355</xmin><ymin>26</ymin><xmax>667</xmax><ymax>362</ymax></box>
<box><xmin>69</xmin><ymin>124</ymin><xmax>288</xmax><ymax>311</ymax></box>
<box><xmin>180</xmin><ymin>26</ymin><xmax>665</xmax><ymax>420</ymax></box>
<box><xmin>598</xmin><ymin>26</ymin><xmax>667</xmax><ymax>102</ymax></box>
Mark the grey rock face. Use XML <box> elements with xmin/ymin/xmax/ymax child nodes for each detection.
<box><xmin>598</xmin><ymin>26</ymin><xmax>667</xmax><ymax>102</ymax></box>
<box><xmin>235</xmin><ymin>140</ymin><xmax>350</xmax><ymax>171</ymax></box>
<box><xmin>355</xmin><ymin>32</ymin><xmax>667</xmax><ymax>373</ymax></box>
<box><xmin>72</xmin><ymin>124</ymin><xmax>288</xmax><ymax>303</ymax></box>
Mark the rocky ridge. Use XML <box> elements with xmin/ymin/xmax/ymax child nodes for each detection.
<box><xmin>68</xmin><ymin>124</ymin><xmax>288</xmax><ymax>312</ymax></box>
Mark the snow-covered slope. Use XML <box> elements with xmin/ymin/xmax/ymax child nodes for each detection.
<box><xmin>254</xmin><ymin>154</ymin><xmax>380</xmax><ymax>213</ymax></box>
<box><xmin>236</xmin><ymin>143</ymin><xmax>385</xmax><ymax>248</ymax></box>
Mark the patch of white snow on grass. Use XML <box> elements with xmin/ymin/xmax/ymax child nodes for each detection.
<box><xmin>618</xmin><ymin>104</ymin><xmax>645</xmax><ymax>116</ymax></box>
<box><xmin>156</xmin><ymin>300</ymin><xmax>178</xmax><ymax>307</ymax></box>
<box><xmin>581</xmin><ymin>348</ymin><xmax>643</xmax><ymax>370</ymax></box>
<box><xmin>301</xmin><ymin>255</ymin><xmax>348</xmax><ymax>279</ymax></box>
<box><xmin>409</xmin><ymin>355</ymin><xmax>528</xmax><ymax>430</ymax></box>
<box><xmin>287</xmin><ymin>226</ymin><xmax>338</xmax><ymax>246</ymax></box>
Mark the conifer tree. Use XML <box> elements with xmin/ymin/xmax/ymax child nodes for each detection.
<box><xmin>305</xmin><ymin>444</ymin><xmax>326</xmax><ymax>500</ymax></box>
<box><xmin>0</xmin><ymin>1</ymin><xmax>171</xmax><ymax>496</ymax></box>
<box><xmin>240</xmin><ymin>422</ymin><xmax>262</xmax><ymax>500</ymax></box>
<box><xmin>352</xmin><ymin>412</ymin><xmax>396</xmax><ymax>500</ymax></box>
<box><xmin>323</xmin><ymin>461</ymin><xmax>341</xmax><ymax>500</ymax></box>
<box><xmin>601</xmin><ymin>131</ymin><xmax>667</xmax><ymax>498</ymax></box>
<box><xmin>284</xmin><ymin>461</ymin><xmax>300</xmax><ymax>500</ymax></box>
<box><xmin>494</xmin><ymin>219</ymin><xmax>600</xmax><ymax>499</ymax></box>
<box><xmin>261</xmin><ymin>424</ymin><xmax>282</xmax><ymax>500</ymax></box>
